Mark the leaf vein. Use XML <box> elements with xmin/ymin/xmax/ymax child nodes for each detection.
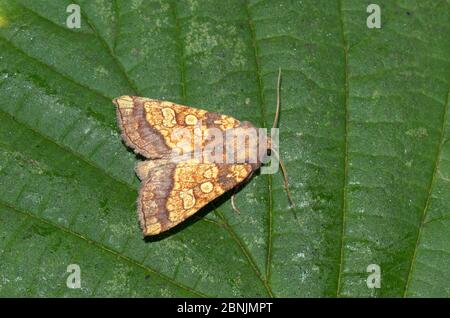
<box><xmin>244</xmin><ymin>0</ymin><xmax>274</xmax><ymax>290</ymax></box>
<box><xmin>0</xmin><ymin>199</ymin><xmax>208</xmax><ymax>297</ymax></box>
<box><xmin>336</xmin><ymin>0</ymin><xmax>350</xmax><ymax>297</ymax></box>
<box><xmin>403</xmin><ymin>76</ymin><xmax>450</xmax><ymax>297</ymax></box>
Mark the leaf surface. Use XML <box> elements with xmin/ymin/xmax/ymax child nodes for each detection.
<box><xmin>0</xmin><ymin>0</ymin><xmax>449</xmax><ymax>297</ymax></box>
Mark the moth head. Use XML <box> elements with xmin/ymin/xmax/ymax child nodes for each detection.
<box><xmin>266</xmin><ymin>136</ymin><xmax>272</xmax><ymax>156</ymax></box>
<box><xmin>261</xmin><ymin>134</ymin><xmax>272</xmax><ymax>164</ymax></box>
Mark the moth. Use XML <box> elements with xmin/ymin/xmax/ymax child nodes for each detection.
<box><xmin>114</xmin><ymin>69</ymin><xmax>293</xmax><ymax>236</ymax></box>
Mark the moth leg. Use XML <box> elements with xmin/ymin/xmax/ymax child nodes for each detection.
<box><xmin>229</xmin><ymin>168</ymin><xmax>255</xmax><ymax>214</ymax></box>
<box><xmin>230</xmin><ymin>194</ymin><xmax>241</xmax><ymax>214</ymax></box>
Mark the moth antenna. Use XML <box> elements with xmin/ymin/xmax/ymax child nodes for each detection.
<box><xmin>269</xmin><ymin>69</ymin><xmax>295</xmax><ymax>211</ymax></box>
<box><xmin>271</xmin><ymin>148</ymin><xmax>295</xmax><ymax>209</ymax></box>
<box><xmin>272</xmin><ymin>68</ymin><xmax>282</xmax><ymax>129</ymax></box>
<box><xmin>279</xmin><ymin>157</ymin><xmax>295</xmax><ymax>208</ymax></box>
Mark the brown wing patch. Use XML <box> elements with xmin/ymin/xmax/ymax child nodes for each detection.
<box><xmin>114</xmin><ymin>96</ymin><xmax>171</xmax><ymax>159</ymax></box>
<box><xmin>137</xmin><ymin>159</ymin><xmax>176</xmax><ymax>235</ymax></box>
<box><xmin>138</xmin><ymin>160</ymin><xmax>253</xmax><ymax>236</ymax></box>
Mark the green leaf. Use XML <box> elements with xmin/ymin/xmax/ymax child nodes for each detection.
<box><xmin>0</xmin><ymin>0</ymin><xmax>449</xmax><ymax>297</ymax></box>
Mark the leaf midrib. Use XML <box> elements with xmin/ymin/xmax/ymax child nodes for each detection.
<box><xmin>244</xmin><ymin>0</ymin><xmax>275</xmax><ymax>294</ymax></box>
<box><xmin>336</xmin><ymin>0</ymin><xmax>349</xmax><ymax>297</ymax></box>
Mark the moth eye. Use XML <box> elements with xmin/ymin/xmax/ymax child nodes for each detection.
<box><xmin>266</xmin><ymin>149</ymin><xmax>272</xmax><ymax>156</ymax></box>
